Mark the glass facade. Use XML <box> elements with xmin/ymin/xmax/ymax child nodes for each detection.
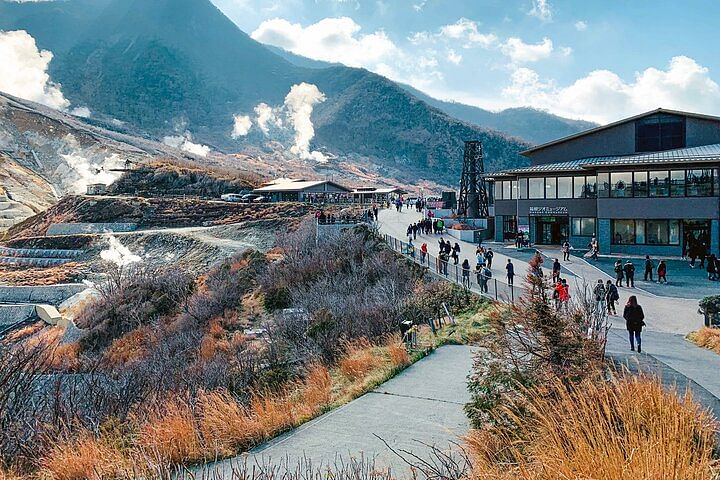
<box><xmin>572</xmin><ymin>217</ymin><xmax>596</xmax><ymax>237</ymax></box>
<box><xmin>649</xmin><ymin>171</ymin><xmax>670</xmax><ymax>197</ymax></box>
<box><xmin>612</xmin><ymin>220</ymin><xmax>680</xmax><ymax>245</ymax></box>
<box><xmin>545</xmin><ymin>177</ymin><xmax>557</xmax><ymax>199</ymax></box>
<box><xmin>610</xmin><ymin>172</ymin><xmax>633</xmax><ymax>198</ymax></box>
<box><xmin>557</xmin><ymin>177</ymin><xmax>573</xmax><ymax>198</ymax></box>
<box><xmin>529</xmin><ymin>178</ymin><xmax>544</xmax><ymax>199</ymax></box>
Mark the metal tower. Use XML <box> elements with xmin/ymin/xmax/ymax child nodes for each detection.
<box><xmin>458</xmin><ymin>141</ymin><xmax>489</xmax><ymax>219</ymax></box>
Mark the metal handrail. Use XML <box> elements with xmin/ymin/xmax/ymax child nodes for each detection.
<box><xmin>382</xmin><ymin>233</ymin><xmax>519</xmax><ymax>303</ymax></box>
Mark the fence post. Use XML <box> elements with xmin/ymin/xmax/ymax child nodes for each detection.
<box><xmin>494</xmin><ymin>279</ymin><xmax>498</xmax><ymax>301</ymax></box>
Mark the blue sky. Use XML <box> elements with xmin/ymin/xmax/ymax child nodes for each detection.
<box><xmin>211</xmin><ymin>0</ymin><xmax>720</xmax><ymax>124</ymax></box>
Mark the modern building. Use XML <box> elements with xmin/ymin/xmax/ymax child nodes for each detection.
<box><xmin>351</xmin><ymin>187</ymin><xmax>408</xmax><ymax>204</ymax></box>
<box><xmin>490</xmin><ymin>109</ymin><xmax>720</xmax><ymax>257</ymax></box>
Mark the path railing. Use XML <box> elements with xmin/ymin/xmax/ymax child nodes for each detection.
<box><xmin>383</xmin><ymin>233</ymin><xmax>521</xmax><ymax>303</ymax></box>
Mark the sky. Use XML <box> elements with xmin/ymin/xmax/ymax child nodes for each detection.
<box><xmin>210</xmin><ymin>0</ymin><xmax>720</xmax><ymax>124</ymax></box>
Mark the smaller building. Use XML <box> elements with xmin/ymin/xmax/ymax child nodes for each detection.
<box><xmin>352</xmin><ymin>187</ymin><xmax>407</xmax><ymax>204</ymax></box>
<box><xmin>86</xmin><ymin>183</ymin><xmax>108</xmax><ymax>195</ymax></box>
<box><xmin>253</xmin><ymin>178</ymin><xmax>353</xmax><ymax>203</ymax></box>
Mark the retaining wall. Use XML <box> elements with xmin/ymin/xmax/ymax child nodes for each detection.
<box><xmin>47</xmin><ymin>223</ymin><xmax>138</xmax><ymax>236</ymax></box>
<box><xmin>0</xmin><ymin>284</ymin><xmax>87</xmax><ymax>306</ymax></box>
<box><xmin>0</xmin><ymin>305</ymin><xmax>37</xmax><ymax>327</ymax></box>
<box><xmin>0</xmin><ymin>247</ymin><xmax>84</xmax><ymax>259</ymax></box>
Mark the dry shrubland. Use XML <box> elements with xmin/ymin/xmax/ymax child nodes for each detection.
<box><xmin>0</xmin><ymin>222</ymin><xmax>460</xmax><ymax>477</ymax></box>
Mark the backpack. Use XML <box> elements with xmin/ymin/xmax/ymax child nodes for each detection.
<box><xmin>483</xmin><ymin>267</ymin><xmax>492</xmax><ymax>278</ymax></box>
<box><xmin>609</xmin><ymin>285</ymin><xmax>619</xmax><ymax>301</ymax></box>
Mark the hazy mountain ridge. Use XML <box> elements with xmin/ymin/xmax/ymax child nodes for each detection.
<box><xmin>0</xmin><ymin>0</ymin><xmax>531</xmax><ymax>181</ymax></box>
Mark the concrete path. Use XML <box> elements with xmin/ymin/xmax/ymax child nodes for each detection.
<box><xmin>198</xmin><ymin>345</ymin><xmax>475</xmax><ymax>477</ymax></box>
<box><xmin>377</xmin><ymin>208</ymin><xmax>720</xmax><ymax>412</ymax></box>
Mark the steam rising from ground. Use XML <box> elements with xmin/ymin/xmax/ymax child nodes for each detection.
<box><xmin>162</xmin><ymin>133</ymin><xmax>212</xmax><ymax>157</ymax></box>
<box><xmin>232</xmin><ymin>83</ymin><xmax>328</xmax><ymax>162</ymax></box>
<box><xmin>59</xmin><ymin>135</ymin><xmax>125</xmax><ymax>193</ymax></box>
<box><xmin>0</xmin><ymin>30</ymin><xmax>70</xmax><ymax>110</ymax></box>
<box><xmin>231</xmin><ymin>114</ymin><xmax>252</xmax><ymax>138</ymax></box>
<box><xmin>100</xmin><ymin>235</ymin><xmax>142</xmax><ymax>267</ymax></box>
<box><xmin>284</xmin><ymin>83</ymin><xmax>327</xmax><ymax>162</ymax></box>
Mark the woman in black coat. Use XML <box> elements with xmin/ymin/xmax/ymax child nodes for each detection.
<box><xmin>623</xmin><ymin>295</ymin><xmax>645</xmax><ymax>353</ymax></box>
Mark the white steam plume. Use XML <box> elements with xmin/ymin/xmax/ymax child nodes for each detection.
<box><xmin>231</xmin><ymin>114</ymin><xmax>252</xmax><ymax>138</ymax></box>
<box><xmin>162</xmin><ymin>133</ymin><xmax>211</xmax><ymax>157</ymax></box>
<box><xmin>284</xmin><ymin>83</ymin><xmax>327</xmax><ymax>162</ymax></box>
<box><xmin>100</xmin><ymin>235</ymin><xmax>142</xmax><ymax>267</ymax></box>
<box><xmin>0</xmin><ymin>30</ymin><xmax>70</xmax><ymax>110</ymax></box>
<box><xmin>59</xmin><ymin>135</ymin><xmax>125</xmax><ymax>193</ymax></box>
<box><xmin>254</xmin><ymin>102</ymin><xmax>282</xmax><ymax>135</ymax></box>
<box><xmin>70</xmin><ymin>106</ymin><xmax>91</xmax><ymax>118</ymax></box>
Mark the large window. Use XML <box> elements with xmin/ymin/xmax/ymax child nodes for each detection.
<box><xmin>649</xmin><ymin>171</ymin><xmax>670</xmax><ymax>197</ymax></box>
<box><xmin>610</xmin><ymin>172</ymin><xmax>633</xmax><ymax>198</ymax></box>
<box><xmin>686</xmin><ymin>169</ymin><xmax>714</xmax><ymax>197</ymax></box>
<box><xmin>557</xmin><ymin>177</ymin><xmax>573</xmax><ymax>198</ymax></box>
<box><xmin>612</xmin><ymin>220</ymin><xmax>680</xmax><ymax>245</ymax></box>
<box><xmin>585</xmin><ymin>175</ymin><xmax>598</xmax><ymax>198</ymax></box>
<box><xmin>572</xmin><ymin>217</ymin><xmax>596</xmax><ymax>237</ymax></box>
<box><xmin>545</xmin><ymin>177</ymin><xmax>557</xmax><ymax>199</ymax></box>
<box><xmin>502</xmin><ymin>181</ymin><xmax>511</xmax><ymax>200</ymax></box>
<box><xmin>529</xmin><ymin>178</ymin><xmax>544</xmax><ymax>199</ymax></box>
<box><xmin>597</xmin><ymin>172</ymin><xmax>610</xmax><ymax>198</ymax></box>
<box><xmin>633</xmin><ymin>172</ymin><xmax>649</xmax><ymax>197</ymax></box>
<box><xmin>518</xmin><ymin>178</ymin><xmax>528</xmax><ymax>199</ymax></box>
<box><xmin>511</xmin><ymin>180</ymin><xmax>518</xmax><ymax>200</ymax></box>
<box><xmin>670</xmin><ymin>170</ymin><xmax>685</xmax><ymax>197</ymax></box>
<box><xmin>635</xmin><ymin>113</ymin><xmax>686</xmax><ymax>152</ymax></box>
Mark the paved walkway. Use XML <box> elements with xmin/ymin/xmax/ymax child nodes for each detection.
<box><xmin>377</xmin><ymin>208</ymin><xmax>720</xmax><ymax>411</ymax></box>
<box><xmin>197</xmin><ymin>346</ymin><xmax>475</xmax><ymax>477</ymax></box>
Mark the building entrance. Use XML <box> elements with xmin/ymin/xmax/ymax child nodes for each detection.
<box><xmin>535</xmin><ymin>216</ymin><xmax>569</xmax><ymax>245</ymax></box>
<box><xmin>683</xmin><ymin>220</ymin><xmax>712</xmax><ymax>257</ymax></box>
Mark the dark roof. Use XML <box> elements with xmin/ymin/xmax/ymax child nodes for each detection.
<box><xmin>498</xmin><ymin>143</ymin><xmax>720</xmax><ymax>176</ymax></box>
<box><xmin>521</xmin><ymin>108</ymin><xmax>720</xmax><ymax>156</ymax></box>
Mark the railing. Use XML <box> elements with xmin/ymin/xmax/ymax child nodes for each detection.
<box><xmin>383</xmin><ymin>233</ymin><xmax>521</xmax><ymax>303</ymax></box>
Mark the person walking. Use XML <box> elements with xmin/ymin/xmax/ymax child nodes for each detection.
<box><xmin>480</xmin><ymin>263</ymin><xmax>492</xmax><ymax>293</ymax></box>
<box><xmin>461</xmin><ymin>259</ymin><xmax>471</xmax><ymax>289</ymax></box>
<box><xmin>623</xmin><ymin>295</ymin><xmax>645</xmax><ymax>353</ymax></box>
<box><xmin>643</xmin><ymin>255</ymin><xmax>654</xmax><ymax>282</ymax></box>
<box><xmin>406</xmin><ymin>224</ymin><xmax>413</xmax><ymax>242</ymax></box>
<box><xmin>485</xmin><ymin>248</ymin><xmax>494</xmax><ymax>269</ymax></box>
<box><xmin>411</xmin><ymin>223</ymin><xmax>418</xmax><ymax>240</ymax></box>
<box><xmin>439</xmin><ymin>237</ymin><xmax>446</xmax><ymax>254</ymax></box>
<box><xmin>452</xmin><ymin>242</ymin><xmax>461</xmax><ymax>265</ymax></box>
<box><xmin>552</xmin><ymin>258</ymin><xmax>561</xmax><ymax>284</ymax></box>
<box><xmin>707</xmin><ymin>254</ymin><xmax>718</xmax><ymax>281</ymax></box>
<box><xmin>614</xmin><ymin>260</ymin><xmax>624</xmax><ymax>287</ymax></box>
<box><xmin>559</xmin><ymin>279</ymin><xmax>571</xmax><ymax>311</ymax></box>
<box><xmin>605</xmin><ymin>280</ymin><xmax>619</xmax><ymax>315</ymax></box>
<box><xmin>420</xmin><ymin>243</ymin><xmax>428</xmax><ymax>265</ymax></box>
<box><xmin>562</xmin><ymin>241</ymin><xmax>571</xmax><ymax>261</ymax></box>
<box><xmin>593</xmin><ymin>279</ymin><xmax>606</xmax><ymax>313</ymax></box>
<box><xmin>439</xmin><ymin>251</ymin><xmax>449</xmax><ymax>275</ymax></box>
<box><xmin>506</xmin><ymin>259</ymin><xmax>515</xmax><ymax>286</ymax></box>
<box><xmin>623</xmin><ymin>260</ymin><xmax>635</xmax><ymax>288</ymax></box>
<box><xmin>476</xmin><ymin>249</ymin><xmax>485</xmax><ymax>268</ymax></box>
<box><xmin>657</xmin><ymin>260</ymin><xmax>668</xmax><ymax>283</ymax></box>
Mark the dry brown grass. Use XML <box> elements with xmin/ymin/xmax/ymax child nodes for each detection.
<box><xmin>688</xmin><ymin>327</ymin><xmax>720</xmax><ymax>355</ymax></box>
<box><xmin>339</xmin><ymin>339</ymin><xmax>383</xmax><ymax>380</ymax></box>
<box><xmin>40</xmin><ymin>434</ymin><xmax>129</xmax><ymax>480</ymax></box>
<box><xmin>386</xmin><ymin>335</ymin><xmax>411</xmax><ymax>368</ymax></box>
<box><xmin>138</xmin><ymin>398</ymin><xmax>203</xmax><ymax>465</ymax></box>
<box><xmin>467</xmin><ymin>375</ymin><xmax>718</xmax><ymax>480</ymax></box>
<box><xmin>197</xmin><ymin>389</ymin><xmax>257</xmax><ymax>457</ymax></box>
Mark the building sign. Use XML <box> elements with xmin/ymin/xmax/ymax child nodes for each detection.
<box><xmin>529</xmin><ymin>206</ymin><xmax>569</xmax><ymax>216</ymax></box>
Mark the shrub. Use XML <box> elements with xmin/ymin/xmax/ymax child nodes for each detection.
<box><xmin>138</xmin><ymin>397</ymin><xmax>203</xmax><ymax>465</ymax></box>
<box><xmin>466</xmin><ymin>376</ymin><xmax>718</xmax><ymax>480</ymax></box>
<box><xmin>687</xmin><ymin>327</ymin><xmax>720</xmax><ymax>355</ymax></box>
<box><xmin>40</xmin><ymin>434</ymin><xmax>129</xmax><ymax>480</ymax></box>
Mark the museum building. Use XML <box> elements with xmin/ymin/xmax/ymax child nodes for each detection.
<box><xmin>489</xmin><ymin>109</ymin><xmax>720</xmax><ymax>257</ymax></box>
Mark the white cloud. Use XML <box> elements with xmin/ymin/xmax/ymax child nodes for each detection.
<box><xmin>412</xmin><ymin>1</ymin><xmax>426</xmax><ymax>12</ymax></box>
<box><xmin>501</xmin><ymin>37</ymin><xmax>553</xmax><ymax>63</ymax></box>
<box><xmin>574</xmin><ymin>20</ymin><xmax>588</xmax><ymax>31</ymax></box>
<box><xmin>528</xmin><ymin>0</ymin><xmax>552</xmax><ymax>22</ymax></box>
<box><xmin>0</xmin><ymin>30</ymin><xmax>69</xmax><ymax>110</ymax></box>
<box><xmin>284</xmin><ymin>83</ymin><xmax>328</xmax><ymax>162</ymax></box>
<box><xmin>251</xmin><ymin>17</ymin><xmax>397</xmax><ymax>69</ymax></box>
<box><xmin>162</xmin><ymin>133</ymin><xmax>212</xmax><ymax>157</ymax></box>
<box><xmin>447</xmin><ymin>49</ymin><xmax>462</xmax><ymax>65</ymax></box>
<box><xmin>437</xmin><ymin>18</ymin><xmax>498</xmax><ymax>48</ymax></box>
<box><xmin>502</xmin><ymin>56</ymin><xmax>720</xmax><ymax>123</ymax></box>
<box><xmin>231</xmin><ymin>114</ymin><xmax>252</xmax><ymax>138</ymax></box>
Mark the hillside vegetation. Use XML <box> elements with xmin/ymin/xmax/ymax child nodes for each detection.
<box><xmin>108</xmin><ymin>160</ymin><xmax>261</xmax><ymax>198</ymax></box>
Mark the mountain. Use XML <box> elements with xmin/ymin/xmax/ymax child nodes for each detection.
<box><xmin>0</xmin><ymin>92</ymin><xmax>194</xmax><ymax>230</ymax></box>
<box><xmin>0</xmin><ymin>0</ymin><xmax>530</xmax><ymax>182</ymax></box>
<box><xmin>399</xmin><ymin>85</ymin><xmax>597</xmax><ymax>145</ymax></box>
<box><xmin>268</xmin><ymin>49</ymin><xmax>597</xmax><ymax>145</ymax></box>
